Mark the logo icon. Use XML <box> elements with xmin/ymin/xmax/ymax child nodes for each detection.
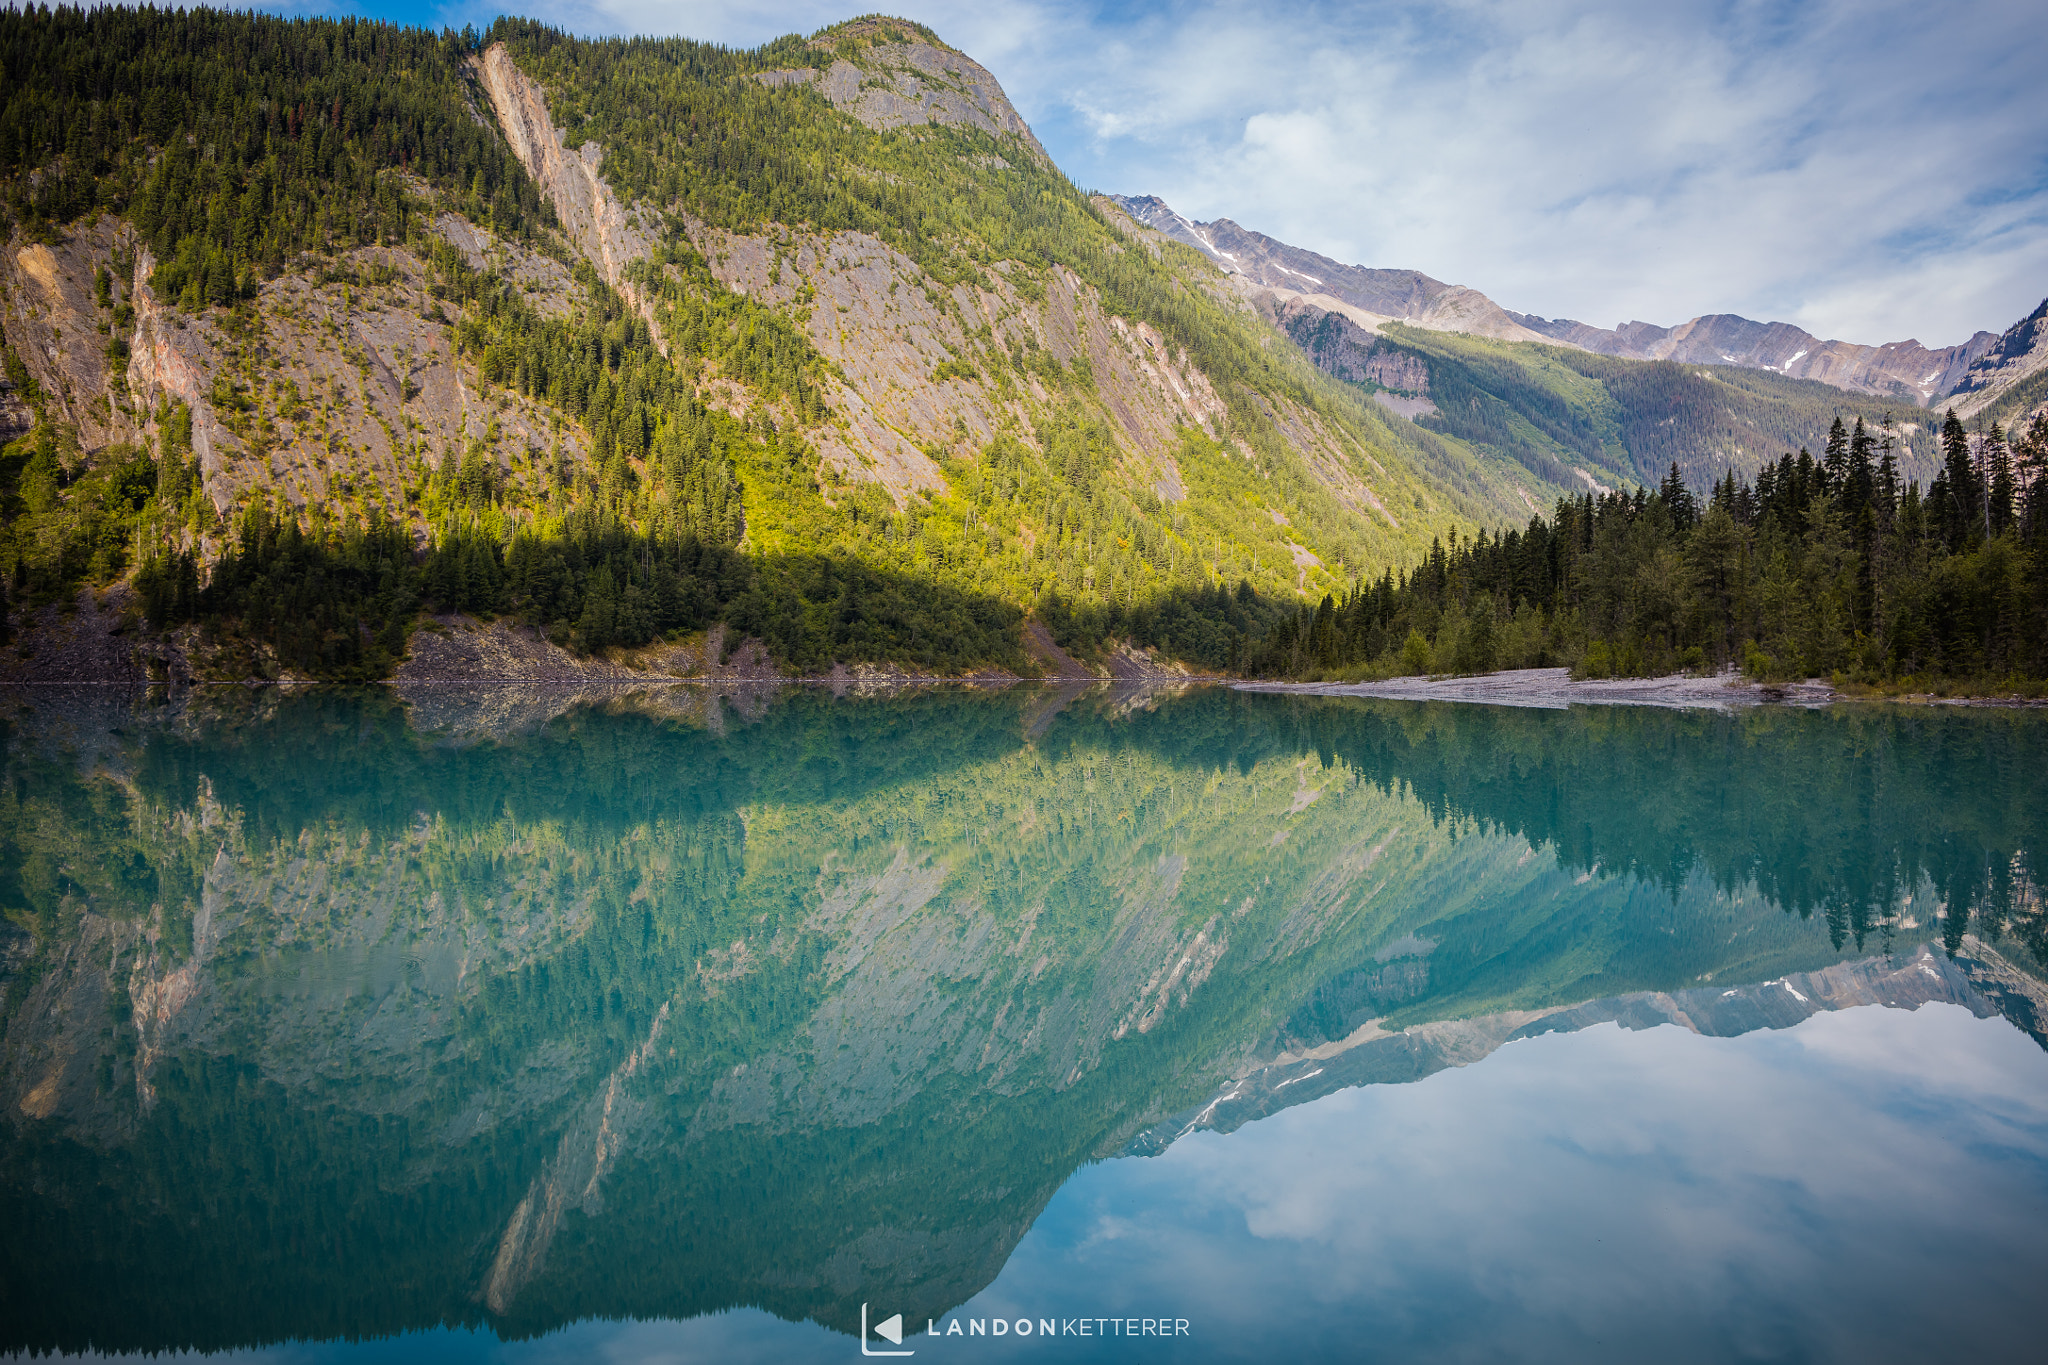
<box><xmin>860</xmin><ymin>1303</ymin><xmax>913</xmax><ymax>1356</ymax></box>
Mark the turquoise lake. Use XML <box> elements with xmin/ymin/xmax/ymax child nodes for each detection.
<box><xmin>2</xmin><ymin>684</ymin><xmax>2044</xmax><ymax>1363</ymax></box>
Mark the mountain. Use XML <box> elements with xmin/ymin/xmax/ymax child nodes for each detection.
<box><xmin>1515</xmin><ymin>310</ymin><xmax>1998</xmax><ymax>405</ymax></box>
<box><xmin>1943</xmin><ymin>295</ymin><xmax>2048</xmax><ymax>425</ymax></box>
<box><xmin>0</xmin><ymin>9</ymin><xmax>2039</xmax><ymax>687</ymax></box>
<box><xmin>1269</xmin><ymin>297</ymin><xmax>1952</xmax><ymax>494</ymax></box>
<box><xmin>1109</xmin><ymin>193</ymin><xmax>1555</xmax><ymax>344</ymax></box>
<box><xmin>4</xmin><ymin>7</ymin><xmax>1591</xmax><ymax>685</ymax></box>
<box><xmin>1108</xmin><ymin>194</ymin><xmax>2021</xmax><ymax>408</ymax></box>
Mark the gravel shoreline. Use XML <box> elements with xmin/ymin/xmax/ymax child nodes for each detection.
<box><xmin>1233</xmin><ymin>667</ymin><xmax>1834</xmax><ymax>710</ymax></box>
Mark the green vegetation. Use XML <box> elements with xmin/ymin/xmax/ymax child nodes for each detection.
<box><xmin>0</xmin><ymin>7</ymin><xmax>2039</xmax><ymax>690</ymax></box>
<box><xmin>0</xmin><ymin>6</ymin><xmax>543</xmax><ymax>279</ymax></box>
<box><xmin>1281</xmin><ymin>312</ymin><xmax>1946</xmax><ymax>493</ymax></box>
<box><xmin>1</xmin><ymin>7</ymin><xmax>1425</xmax><ymax>675</ymax></box>
<box><xmin>1255</xmin><ymin>412</ymin><xmax>2048</xmax><ymax>689</ymax></box>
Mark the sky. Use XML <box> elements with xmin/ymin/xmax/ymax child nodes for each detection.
<box><xmin>271</xmin><ymin>0</ymin><xmax>2048</xmax><ymax>347</ymax></box>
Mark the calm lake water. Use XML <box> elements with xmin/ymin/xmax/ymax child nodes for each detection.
<box><xmin>2</xmin><ymin>684</ymin><xmax>2045</xmax><ymax>1364</ymax></box>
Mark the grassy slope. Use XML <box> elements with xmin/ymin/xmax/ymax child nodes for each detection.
<box><xmin>1365</xmin><ymin>324</ymin><xmax>1952</xmax><ymax>500</ymax></box>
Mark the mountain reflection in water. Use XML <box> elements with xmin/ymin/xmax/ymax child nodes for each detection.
<box><xmin>1</xmin><ymin>684</ymin><xmax>2044</xmax><ymax>1361</ymax></box>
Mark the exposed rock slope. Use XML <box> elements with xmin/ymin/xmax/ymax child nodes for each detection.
<box><xmin>474</xmin><ymin>44</ymin><xmax>667</xmax><ymax>351</ymax></box>
<box><xmin>757</xmin><ymin>23</ymin><xmax>1047</xmax><ymax>160</ymax></box>
<box><xmin>1110</xmin><ymin>193</ymin><xmax>2015</xmax><ymax>406</ymax></box>
<box><xmin>1942</xmin><ymin>295</ymin><xmax>2048</xmax><ymax>424</ymax></box>
<box><xmin>472</xmin><ymin>35</ymin><xmax>1384</xmax><ymax>554</ymax></box>
<box><xmin>1516</xmin><ymin>309</ymin><xmax>1998</xmax><ymax>405</ymax></box>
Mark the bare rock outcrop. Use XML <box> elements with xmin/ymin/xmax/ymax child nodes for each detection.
<box><xmin>693</xmin><ymin>222</ymin><xmax>1227</xmax><ymax>502</ymax></box>
<box><xmin>1275</xmin><ymin>296</ymin><xmax>1431</xmax><ymax>395</ymax></box>
<box><xmin>1111</xmin><ymin>192</ymin><xmax>2016</xmax><ymax>406</ymax></box>
<box><xmin>124</xmin><ymin>247</ymin><xmax>233</xmax><ymax>508</ymax></box>
<box><xmin>0</xmin><ymin>218</ymin><xmax>145</xmax><ymax>453</ymax></box>
<box><xmin>756</xmin><ymin>26</ymin><xmax>1047</xmax><ymax>162</ymax></box>
<box><xmin>126</xmin><ymin>241</ymin><xmax>577</xmax><ymax>521</ymax></box>
<box><xmin>473</xmin><ymin>43</ymin><xmax>666</xmax><ymax>352</ymax></box>
<box><xmin>1943</xmin><ymin>296</ymin><xmax>2048</xmax><ymax>421</ymax></box>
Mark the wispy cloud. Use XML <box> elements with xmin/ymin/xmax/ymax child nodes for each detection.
<box><xmin>321</xmin><ymin>0</ymin><xmax>2048</xmax><ymax>344</ymax></box>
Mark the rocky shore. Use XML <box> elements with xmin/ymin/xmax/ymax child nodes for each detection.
<box><xmin>2</xmin><ymin>598</ymin><xmax>2039</xmax><ymax>708</ymax></box>
<box><xmin>1234</xmin><ymin>667</ymin><xmax>1835</xmax><ymax>710</ymax></box>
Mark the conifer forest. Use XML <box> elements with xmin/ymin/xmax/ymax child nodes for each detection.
<box><xmin>0</xmin><ymin>4</ymin><xmax>2042</xmax><ymax>689</ymax></box>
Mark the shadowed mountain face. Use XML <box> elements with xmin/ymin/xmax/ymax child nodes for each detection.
<box><xmin>2</xmin><ymin>685</ymin><xmax>2044</xmax><ymax>1354</ymax></box>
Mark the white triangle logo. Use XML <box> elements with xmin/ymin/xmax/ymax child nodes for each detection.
<box><xmin>875</xmin><ymin>1314</ymin><xmax>904</xmax><ymax>1346</ymax></box>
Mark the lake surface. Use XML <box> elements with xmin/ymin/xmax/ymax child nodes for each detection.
<box><xmin>2</xmin><ymin>683</ymin><xmax>2044</xmax><ymax>1363</ymax></box>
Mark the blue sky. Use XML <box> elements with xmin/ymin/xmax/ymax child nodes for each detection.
<box><xmin>263</xmin><ymin>1</ymin><xmax>2047</xmax><ymax>346</ymax></box>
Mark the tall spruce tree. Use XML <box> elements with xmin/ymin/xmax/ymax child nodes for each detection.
<box><xmin>1846</xmin><ymin>417</ymin><xmax>1876</xmax><ymax>512</ymax></box>
<box><xmin>1660</xmin><ymin>461</ymin><xmax>1698</xmax><ymax>534</ymax></box>
<box><xmin>1986</xmin><ymin>423</ymin><xmax>2016</xmax><ymax>536</ymax></box>
<box><xmin>1939</xmin><ymin>408</ymin><xmax>1980</xmax><ymax>550</ymax></box>
<box><xmin>1822</xmin><ymin>416</ymin><xmax>1850</xmax><ymax>493</ymax></box>
<box><xmin>1875</xmin><ymin>416</ymin><xmax>1901</xmax><ymax>523</ymax></box>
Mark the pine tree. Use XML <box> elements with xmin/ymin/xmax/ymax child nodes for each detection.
<box><xmin>1846</xmin><ymin>417</ymin><xmax>1876</xmax><ymax>512</ymax></box>
<box><xmin>1939</xmin><ymin>409</ymin><xmax>1980</xmax><ymax>550</ymax></box>
<box><xmin>1659</xmin><ymin>461</ymin><xmax>1697</xmax><ymax>534</ymax></box>
<box><xmin>2019</xmin><ymin>415</ymin><xmax>2048</xmax><ymax>540</ymax></box>
<box><xmin>1822</xmin><ymin>417</ymin><xmax>1849</xmax><ymax>493</ymax></box>
<box><xmin>1986</xmin><ymin>423</ymin><xmax>2016</xmax><ymax>536</ymax></box>
<box><xmin>1875</xmin><ymin>416</ymin><xmax>1901</xmax><ymax>523</ymax></box>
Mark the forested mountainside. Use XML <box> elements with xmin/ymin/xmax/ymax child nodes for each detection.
<box><xmin>1271</xmin><ymin>300</ymin><xmax>1939</xmax><ymax>493</ymax></box>
<box><xmin>0</xmin><ymin>5</ymin><xmax>1563</xmax><ymax>680</ymax></box>
<box><xmin>1256</xmin><ymin>409</ymin><xmax>2048</xmax><ymax>687</ymax></box>
<box><xmin>0</xmin><ymin>6</ymin><xmax>2040</xmax><ymax>685</ymax></box>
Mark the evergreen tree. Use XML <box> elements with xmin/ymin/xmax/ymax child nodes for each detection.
<box><xmin>1875</xmin><ymin>416</ymin><xmax>1901</xmax><ymax>524</ymax></box>
<box><xmin>1659</xmin><ymin>461</ymin><xmax>1697</xmax><ymax>534</ymax></box>
<box><xmin>1846</xmin><ymin>417</ymin><xmax>1876</xmax><ymax>513</ymax></box>
<box><xmin>1822</xmin><ymin>416</ymin><xmax>1850</xmax><ymax>493</ymax></box>
<box><xmin>1939</xmin><ymin>409</ymin><xmax>1980</xmax><ymax>550</ymax></box>
<box><xmin>1985</xmin><ymin>423</ymin><xmax>2016</xmax><ymax>536</ymax></box>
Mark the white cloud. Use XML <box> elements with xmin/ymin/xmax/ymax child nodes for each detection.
<box><xmin>446</xmin><ymin>0</ymin><xmax>2048</xmax><ymax>343</ymax></box>
<box><xmin>967</xmin><ymin>1003</ymin><xmax>2048</xmax><ymax>1361</ymax></box>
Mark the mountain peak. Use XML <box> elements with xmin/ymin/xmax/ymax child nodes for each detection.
<box><xmin>807</xmin><ymin>14</ymin><xmax>951</xmax><ymax>53</ymax></box>
<box><xmin>1114</xmin><ymin>193</ymin><xmax>2025</xmax><ymax>406</ymax></box>
<box><xmin>1107</xmin><ymin>194</ymin><xmax>1545</xmax><ymax>343</ymax></box>
<box><xmin>757</xmin><ymin>16</ymin><xmax>1044</xmax><ymax>157</ymax></box>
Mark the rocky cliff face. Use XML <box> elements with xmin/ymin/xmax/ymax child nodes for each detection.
<box><xmin>472</xmin><ymin>40</ymin><xmax>1284</xmax><ymax>511</ymax></box>
<box><xmin>473</xmin><ymin>45</ymin><xmax>667</xmax><ymax>354</ymax></box>
<box><xmin>1110</xmin><ymin>193</ymin><xmax>2022</xmax><ymax>407</ymax></box>
<box><xmin>1515</xmin><ymin>309</ymin><xmax>1999</xmax><ymax>406</ymax></box>
<box><xmin>756</xmin><ymin>24</ymin><xmax>1048</xmax><ymax>161</ymax></box>
<box><xmin>1</xmin><ymin>220</ymin><xmax>150</xmax><ymax>454</ymax></box>
<box><xmin>1</xmin><ymin>202</ymin><xmax>586</xmax><ymax>526</ymax></box>
<box><xmin>1272</xmin><ymin>296</ymin><xmax>1437</xmax><ymax>420</ymax></box>
<box><xmin>1110</xmin><ymin>194</ymin><xmax>1556</xmax><ymax>344</ymax></box>
<box><xmin>1941</xmin><ymin>295</ymin><xmax>2048</xmax><ymax>422</ymax></box>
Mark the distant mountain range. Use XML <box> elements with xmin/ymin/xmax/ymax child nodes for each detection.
<box><xmin>1109</xmin><ymin>194</ymin><xmax>2047</xmax><ymax>419</ymax></box>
